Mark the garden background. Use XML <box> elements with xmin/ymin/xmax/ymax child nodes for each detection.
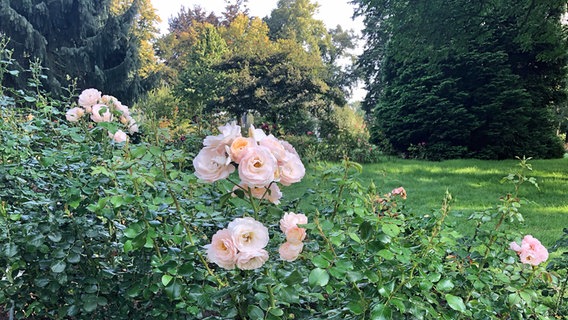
<box><xmin>1</xmin><ymin>0</ymin><xmax>567</xmax><ymax>319</ymax></box>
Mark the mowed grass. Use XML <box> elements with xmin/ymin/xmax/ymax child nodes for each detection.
<box><xmin>290</xmin><ymin>157</ymin><xmax>568</xmax><ymax>246</ymax></box>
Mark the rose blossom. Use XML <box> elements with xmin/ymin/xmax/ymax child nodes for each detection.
<box><xmin>248</xmin><ymin>124</ymin><xmax>267</xmax><ymax>143</ymax></box>
<box><xmin>280</xmin><ymin>140</ymin><xmax>300</xmax><ymax>158</ymax></box>
<box><xmin>285</xmin><ymin>226</ymin><xmax>307</xmax><ymax>244</ymax></box>
<box><xmin>391</xmin><ymin>187</ymin><xmax>407</xmax><ymax>199</ymax></box>
<box><xmin>205</xmin><ymin>229</ymin><xmax>238</xmax><ymax>269</ymax></box>
<box><xmin>236</xmin><ymin>249</ymin><xmax>269</xmax><ymax>270</ymax></box>
<box><xmin>110</xmin><ymin>130</ymin><xmax>128</xmax><ymax>143</ymax></box>
<box><xmin>228</xmin><ymin>137</ymin><xmax>256</xmax><ymax>164</ymax></box>
<box><xmin>228</xmin><ymin>217</ymin><xmax>269</xmax><ymax>252</ymax></box>
<box><xmin>259</xmin><ymin>135</ymin><xmax>288</xmax><ymax>164</ymax></box>
<box><xmin>279</xmin><ymin>153</ymin><xmax>305</xmax><ymax>186</ymax></box>
<box><xmin>204</xmin><ymin>121</ymin><xmax>242</xmax><ymax>152</ymax></box>
<box><xmin>279</xmin><ymin>241</ymin><xmax>304</xmax><ymax>262</ymax></box>
<box><xmin>78</xmin><ymin>88</ymin><xmax>101</xmax><ymax>109</ymax></box>
<box><xmin>193</xmin><ymin>147</ymin><xmax>235</xmax><ymax>182</ymax></box>
<box><xmin>510</xmin><ymin>235</ymin><xmax>548</xmax><ymax>266</ymax></box>
<box><xmin>65</xmin><ymin>107</ymin><xmax>85</xmax><ymax>122</ymax></box>
<box><xmin>280</xmin><ymin>212</ymin><xmax>308</xmax><ymax>234</ymax></box>
<box><xmin>90</xmin><ymin>104</ymin><xmax>113</xmax><ymax>123</ymax></box>
<box><xmin>238</xmin><ymin>146</ymin><xmax>278</xmax><ymax>187</ymax></box>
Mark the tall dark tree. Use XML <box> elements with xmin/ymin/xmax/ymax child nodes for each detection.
<box><xmin>0</xmin><ymin>0</ymin><xmax>145</xmax><ymax>103</ymax></box>
<box><xmin>355</xmin><ymin>0</ymin><xmax>567</xmax><ymax>159</ymax></box>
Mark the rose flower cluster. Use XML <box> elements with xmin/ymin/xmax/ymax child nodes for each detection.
<box><xmin>278</xmin><ymin>212</ymin><xmax>308</xmax><ymax>262</ymax></box>
<box><xmin>205</xmin><ymin>217</ymin><xmax>270</xmax><ymax>270</ymax></box>
<box><xmin>66</xmin><ymin>88</ymin><xmax>139</xmax><ymax>143</ymax></box>
<box><xmin>193</xmin><ymin>121</ymin><xmax>305</xmax><ymax>205</ymax></box>
<box><xmin>509</xmin><ymin>235</ymin><xmax>549</xmax><ymax>266</ymax></box>
<box><xmin>206</xmin><ymin>213</ymin><xmax>309</xmax><ymax>270</ymax></box>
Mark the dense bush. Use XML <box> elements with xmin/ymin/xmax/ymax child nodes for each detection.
<box><xmin>1</xmin><ymin>48</ymin><xmax>566</xmax><ymax>319</ymax></box>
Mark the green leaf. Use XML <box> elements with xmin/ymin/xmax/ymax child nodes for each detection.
<box><xmin>82</xmin><ymin>295</ymin><xmax>98</xmax><ymax>313</ymax></box>
<box><xmin>370</xmin><ymin>303</ymin><xmax>392</xmax><ymax>320</ymax></box>
<box><xmin>349</xmin><ymin>232</ymin><xmax>362</xmax><ymax>243</ymax></box>
<box><xmin>269</xmin><ymin>307</ymin><xmax>284</xmax><ymax>317</ymax></box>
<box><xmin>382</xmin><ymin>224</ymin><xmax>400</xmax><ymax>237</ymax></box>
<box><xmin>347</xmin><ymin>301</ymin><xmax>365</xmax><ymax>315</ymax></box>
<box><xmin>23</xmin><ymin>96</ymin><xmax>36</xmax><ymax>102</ymax></box>
<box><xmin>445</xmin><ymin>294</ymin><xmax>466</xmax><ymax>312</ymax></box>
<box><xmin>51</xmin><ymin>260</ymin><xmax>66</xmax><ymax>273</ymax></box>
<box><xmin>311</xmin><ymin>255</ymin><xmax>331</xmax><ymax>268</ymax></box>
<box><xmin>308</xmin><ymin>268</ymin><xmax>329</xmax><ymax>287</ymax></box>
<box><xmin>164</xmin><ymin>279</ymin><xmax>182</xmax><ymax>300</ymax></box>
<box><xmin>378</xmin><ymin>249</ymin><xmax>394</xmax><ymax>260</ymax></box>
<box><xmin>282</xmin><ymin>270</ymin><xmax>303</xmax><ymax>286</ymax></box>
<box><xmin>247</xmin><ymin>305</ymin><xmax>264</xmax><ymax>319</ymax></box>
<box><xmin>436</xmin><ymin>278</ymin><xmax>454</xmax><ymax>292</ymax></box>
<box><xmin>162</xmin><ymin>274</ymin><xmax>173</xmax><ymax>286</ymax></box>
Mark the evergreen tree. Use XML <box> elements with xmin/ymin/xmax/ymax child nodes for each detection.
<box><xmin>0</xmin><ymin>0</ymin><xmax>143</xmax><ymax>103</ymax></box>
<box><xmin>355</xmin><ymin>0</ymin><xmax>567</xmax><ymax>159</ymax></box>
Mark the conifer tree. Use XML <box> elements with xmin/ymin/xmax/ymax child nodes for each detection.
<box><xmin>0</xmin><ymin>0</ymin><xmax>144</xmax><ymax>103</ymax></box>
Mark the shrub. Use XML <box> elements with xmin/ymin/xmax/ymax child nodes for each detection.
<box><xmin>0</xmin><ymin>48</ymin><xmax>566</xmax><ymax>319</ymax></box>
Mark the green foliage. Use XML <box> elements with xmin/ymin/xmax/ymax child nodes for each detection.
<box><xmin>355</xmin><ymin>0</ymin><xmax>567</xmax><ymax>160</ymax></box>
<box><xmin>1</xmin><ymin>52</ymin><xmax>566</xmax><ymax>319</ymax></box>
<box><xmin>0</xmin><ymin>0</ymin><xmax>154</xmax><ymax>103</ymax></box>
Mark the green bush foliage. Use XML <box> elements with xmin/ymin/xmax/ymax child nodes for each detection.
<box><xmin>1</xmin><ymin>48</ymin><xmax>566</xmax><ymax>319</ymax></box>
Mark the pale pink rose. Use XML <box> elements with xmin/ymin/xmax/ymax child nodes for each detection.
<box><xmin>78</xmin><ymin>88</ymin><xmax>101</xmax><ymax>108</ymax></box>
<box><xmin>509</xmin><ymin>242</ymin><xmax>522</xmax><ymax>252</ymax></box>
<box><xmin>279</xmin><ymin>242</ymin><xmax>304</xmax><ymax>262</ymax></box>
<box><xmin>128</xmin><ymin>122</ymin><xmax>139</xmax><ymax>134</ymax></box>
<box><xmin>90</xmin><ymin>104</ymin><xmax>113</xmax><ymax>123</ymax></box>
<box><xmin>110</xmin><ymin>130</ymin><xmax>128</xmax><ymax>143</ymax></box>
<box><xmin>248</xmin><ymin>124</ymin><xmax>267</xmax><ymax>143</ymax></box>
<box><xmin>100</xmin><ymin>95</ymin><xmax>120</xmax><ymax>106</ymax></box>
<box><xmin>65</xmin><ymin>107</ymin><xmax>85</xmax><ymax>122</ymax></box>
<box><xmin>510</xmin><ymin>235</ymin><xmax>549</xmax><ymax>266</ymax></box>
<box><xmin>259</xmin><ymin>135</ymin><xmax>288</xmax><ymax>163</ymax></box>
<box><xmin>250</xmin><ymin>183</ymin><xmax>282</xmax><ymax>205</ymax></box>
<box><xmin>238</xmin><ymin>146</ymin><xmax>278</xmax><ymax>187</ymax></box>
<box><xmin>229</xmin><ymin>137</ymin><xmax>256</xmax><ymax>164</ymax></box>
<box><xmin>280</xmin><ymin>212</ymin><xmax>308</xmax><ymax>234</ymax></box>
<box><xmin>262</xmin><ymin>183</ymin><xmax>282</xmax><ymax>205</ymax></box>
<box><xmin>280</xmin><ymin>140</ymin><xmax>300</xmax><ymax>158</ymax></box>
<box><xmin>203</xmin><ymin>121</ymin><xmax>242</xmax><ymax>152</ymax></box>
<box><xmin>391</xmin><ymin>187</ymin><xmax>407</xmax><ymax>199</ymax></box>
<box><xmin>279</xmin><ymin>153</ymin><xmax>305</xmax><ymax>186</ymax></box>
<box><xmin>236</xmin><ymin>249</ymin><xmax>269</xmax><ymax>270</ymax></box>
<box><xmin>285</xmin><ymin>226</ymin><xmax>306</xmax><ymax>243</ymax></box>
<box><xmin>233</xmin><ymin>183</ymin><xmax>282</xmax><ymax>205</ymax></box>
<box><xmin>205</xmin><ymin>229</ymin><xmax>238</xmax><ymax>269</ymax></box>
<box><xmin>193</xmin><ymin>147</ymin><xmax>235</xmax><ymax>183</ymax></box>
<box><xmin>228</xmin><ymin>217</ymin><xmax>269</xmax><ymax>252</ymax></box>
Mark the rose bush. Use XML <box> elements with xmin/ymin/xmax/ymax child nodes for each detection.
<box><xmin>0</xmin><ymin>49</ymin><xmax>566</xmax><ymax>319</ymax></box>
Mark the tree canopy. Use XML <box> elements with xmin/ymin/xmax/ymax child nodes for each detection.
<box><xmin>0</xmin><ymin>0</ymin><xmax>159</xmax><ymax>103</ymax></box>
<box><xmin>354</xmin><ymin>0</ymin><xmax>567</xmax><ymax>159</ymax></box>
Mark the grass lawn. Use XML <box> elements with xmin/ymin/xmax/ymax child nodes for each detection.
<box><xmin>291</xmin><ymin>157</ymin><xmax>568</xmax><ymax>246</ymax></box>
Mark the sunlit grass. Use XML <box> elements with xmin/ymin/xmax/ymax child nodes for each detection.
<box><xmin>292</xmin><ymin>157</ymin><xmax>568</xmax><ymax>246</ymax></box>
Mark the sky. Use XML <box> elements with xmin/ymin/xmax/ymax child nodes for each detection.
<box><xmin>149</xmin><ymin>0</ymin><xmax>367</xmax><ymax>101</ymax></box>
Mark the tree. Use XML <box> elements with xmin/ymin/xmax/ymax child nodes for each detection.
<box><xmin>355</xmin><ymin>0</ymin><xmax>567</xmax><ymax>159</ymax></box>
<box><xmin>0</xmin><ymin>0</ymin><xmax>145</xmax><ymax>103</ymax></box>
